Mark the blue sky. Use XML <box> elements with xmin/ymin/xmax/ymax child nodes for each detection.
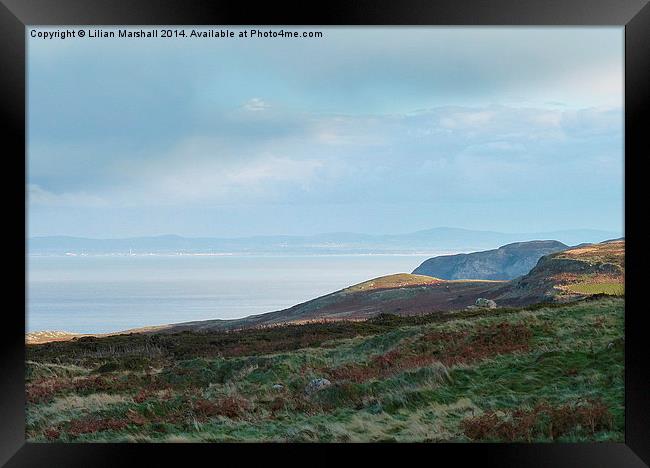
<box><xmin>27</xmin><ymin>27</ymin><xmax>624</xmax><ymax>238</ymax></box>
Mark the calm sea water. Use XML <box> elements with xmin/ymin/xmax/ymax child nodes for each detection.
<box><xmin>27</xmin><ymin>254</ymin><xmax>442</xmax><ymax>334</ymax></box>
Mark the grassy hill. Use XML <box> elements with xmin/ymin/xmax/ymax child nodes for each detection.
<box><xmin>495</xmin><ymin>239</ymin><xmax>624</xmax><ymax>305</ymax></box>
<box><xmin>26</xmin><ymin>297</ymin><xmax>623</xmax><ymax>442</ymax></box>
<box><xmin>153</xmin><ymin>274</ymin><xmax>505</xmax><ymax>333</ymax></box>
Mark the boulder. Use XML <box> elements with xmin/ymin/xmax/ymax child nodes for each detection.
<box><xmin>475</xmin><ymin>298</ymin><xmax>497</xmax><ymax>309</ymax></box>
<box><xmin>304</xmin><ymin>378</ymin><xmax>331</xmax><ymax>395</ymax></box>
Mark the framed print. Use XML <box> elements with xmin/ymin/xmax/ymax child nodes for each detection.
<box><xmin>1</xmin><ymin>0</ymin><xmax>649</xmax><ymax>466</ymax></box>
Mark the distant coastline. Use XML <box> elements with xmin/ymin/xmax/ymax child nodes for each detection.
<box><xmin>27</xmin><ymin>227</ymin><xmax>621</xmax><ymax>257</ymax></box>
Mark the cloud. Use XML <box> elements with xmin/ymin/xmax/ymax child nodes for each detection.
<box><xmin>242</xmin><ymin>98</ymin><xmax>270</xmax><ymax>112</ymax></box>
<box><xmin>140</xmin><ymin>154</ymin><xmax>324</xmax><ymax>205</ymax></box>
<box><xmin>28</xmin><ymin>105</ymin><xmax>622</xmax><ymax>212</ymax></box>
<box><xmin>439</xmin><ymin>110</ymin><xmax>496</xmax><ymax>129</ymax></box>
<box><xmin>25</xmin><ymin>27</ymin><xmax>623</xmax><ymax>236</ymax></box>
<box><xmin>27</xmin><ymin>184</ymin><xmax>108</xmax><ymax>207</ymax></box>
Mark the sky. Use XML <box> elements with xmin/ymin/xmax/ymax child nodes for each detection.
<box><xmin>27</xmin><ymin>27</ymin><xmax>624</xmax><ymax>238</ymax></box>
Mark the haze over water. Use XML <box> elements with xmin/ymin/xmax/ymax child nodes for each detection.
<box><xmin>27</xmin><ymin>254</ymin><xmax>441</xmax><ymax>334</ymax></box>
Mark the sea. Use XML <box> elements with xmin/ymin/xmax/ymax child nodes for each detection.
<box><xmin>26</xmin><ymin>253</ymin><xmax>449</xmax><ymax>334</ymax></box>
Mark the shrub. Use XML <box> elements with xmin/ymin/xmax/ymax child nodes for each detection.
<box><xmin>419</xmin><ymin>322</ymin><xmax>532</xmax><ymax>366</ymax></box>
<box><xmin>43</xmin><ymin>428</ymin><xmax>61</xmax><ymax>440</ymax></box>
<box><xmin>66</xmin><ymin>417</ymin><xmax>129</xmax><ymax>437</ymax></box>
<box><xmin>192</xmin><ymin>396</ymin><xmax>251</xmax><ymax>420</ymax></box>
<box><xmin>213</xmin><ymin>396</ymin><xmax>251</xmax><ymax>418</ymax></box>
<box><xmin>462</xmin><ymin>399</ymin><xmax>614</xmax><ymax>442</ymax></box>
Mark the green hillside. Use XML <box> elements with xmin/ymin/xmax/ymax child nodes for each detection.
<box><xmin>26</xmin><ymin>297</ymin><xmax>623</xmax><ymax>442</ymax></box>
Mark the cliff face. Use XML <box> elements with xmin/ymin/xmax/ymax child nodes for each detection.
<box><xmin>412</xmin><ymin>240</ymin><xmax>568</xmax><ymax>281</ymax></box>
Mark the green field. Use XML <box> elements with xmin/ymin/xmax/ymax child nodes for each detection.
<box><xmin>566</xmin><ymin>283</ymin><xmax>624</xmax><ymax>296</ymax></box>
<box><xmin>26</xmin><ymin>298</ymin><xmax>624</xmax><ymax>442</ymax></box>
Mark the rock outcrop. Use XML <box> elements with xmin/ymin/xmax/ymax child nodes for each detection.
<box><xmin>413</xmin><ymin>240</ymin><xmax>568</xmax><ymax>281</ymax></box>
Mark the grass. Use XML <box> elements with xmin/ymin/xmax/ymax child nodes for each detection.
<box><xmin>25</xmin><ymin>297</ymin><xmax>624</xmax><ymax>443</ymax></box>
<box><xmin>555</xmin><ymin>240</ymin><xmax>624</xmax><ymax>268</ymax></box>
<box><xmin>566</xmin><ymin>283</ymin><xmax>624</xmax><ymax>296</ymax></box>
<box><xmin>344</xmin><ymin>273</ymin><xmax>444</xmax><ymax>293</ymax></box>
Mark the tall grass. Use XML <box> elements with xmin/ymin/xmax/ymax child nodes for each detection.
<box><xmin>26</xmin><ymin>298</ymin><xmax>624</xmax><ymax>443</ymax></box>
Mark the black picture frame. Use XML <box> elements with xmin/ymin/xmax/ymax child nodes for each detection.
<box><xmin>1</xmin><ymin>0</ymin><xmax>648</xmax><ymax>466</ymax></box>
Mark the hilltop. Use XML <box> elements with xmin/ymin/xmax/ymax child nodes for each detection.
<box><xmin>154</xmin><ymin>274</ymin><xmax>503</xmax><ymax>333</ymax></box>
<box><xmin>412</xmin><ymin>240</ymin><xmax>568</xmax><ymax>280</ymax></box>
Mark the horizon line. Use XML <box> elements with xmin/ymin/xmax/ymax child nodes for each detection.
<box><xmin>27</xmin><ymin>226</ymin><xmax>624</xmax><ymax>241</ymax></box>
